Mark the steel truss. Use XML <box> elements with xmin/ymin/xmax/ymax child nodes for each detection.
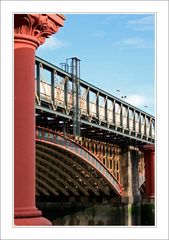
<box><xmin>35</xmin><ymin>56</ymin><xmax>155</xmax><ymax>146</ymax></box>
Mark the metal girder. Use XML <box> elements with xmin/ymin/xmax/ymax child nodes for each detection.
<box><xmin>36</xmin><ymin>143</ymin><xmax>111</xmax><ymax>196</ymax></box>
<box><xmin>80</xmin><ymin>119</ymin><xmax>154</xmax><ymax>145</ymax></box>
<box><xmin>36</xmin><ymin>144</ymin><xmax>101</xmax><ymax>196</ymax></box>
<box><xmin>35</xmin><ymin>56</ymin><xmax>155</xmax><ymax>145</ymax></box>
<box><xmin>36</xmin><ymin>160</ymin><xmax>80</xmax><ymax>196</ymax></box>
<box><xmin>36</xmin><ymin>150</ymin><xmax>90</xmax><ymax>196</ymax></box>
<box><xmin>36</xmin><ymin>127</ymin><xmax>122</xmax><ymax>194</ymax></box>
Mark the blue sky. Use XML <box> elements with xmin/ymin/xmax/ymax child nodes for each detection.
<box><xmin>36</xmin><ymin>14</ymin><xmax>155</xmax><ymax>116</ymax></box>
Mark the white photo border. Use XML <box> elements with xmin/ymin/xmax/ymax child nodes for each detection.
<box><xmin>0</xmin><ymin>1</ymin><xmax>168</xmax><ymax>240</ymax></box>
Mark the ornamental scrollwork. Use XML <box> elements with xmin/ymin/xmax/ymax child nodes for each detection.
<box><xmin>14</xmin><ymin>14</ymin><xmax>60</xmax><ymax>46</ymax></box>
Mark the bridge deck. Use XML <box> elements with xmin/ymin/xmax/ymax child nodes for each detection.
<box><xmin>35</xmin><ymin>56</ymin><xmax>155</xmax><ymax>146</ymax></box>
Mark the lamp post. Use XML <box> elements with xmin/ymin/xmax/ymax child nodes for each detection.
<box><xmin>116</xmin><ymin>89</ymin><xmax>127</xmax><ymax>100</ymax></box>
<box><xmin>121</xmin><ymin>95</ymin><xmax>127</xmax><ymax>100</ymax></box>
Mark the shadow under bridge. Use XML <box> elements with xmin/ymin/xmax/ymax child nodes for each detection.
<box><xmin>36</xmin><ymin>127</ymin><xmax>122</xmax><ymax>198</ymax></box>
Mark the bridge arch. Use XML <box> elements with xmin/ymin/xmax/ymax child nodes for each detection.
<box><xmin>36</xmin><ymin>127</ymin><xmax>122</xmax><ymax>197</ymax></box>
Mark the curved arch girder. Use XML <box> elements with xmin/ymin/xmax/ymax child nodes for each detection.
<box><xmin>36</xmin><ymin>143</ymin><xmax>109</xmax><ymax>195</ymax></box>
<box><xmin>36</xmin><ymin>127</ymin><xmax>122</xmax><ymax>195</ymax></box>
<box><xmin>36</xmin><ymin>154</ymin><xmax>89</xmax><ymax>196</ymax></box>
<box><xmin>36</xmin><ymin>177</ymin><xmax>59</xmax><ymax>196</ymax></box>
<box><xmin>36</xmin><ymin>160</ymin><xmax>80</xmax><ymax>196</ymax></box>
<box><xmin>37</xmin><ymin>169</ymin><xmax>70</xmax><ymax>196</ymax></box>
<box><xmin>36</xmin><ymin>145</ymin><xmax>100</xmax><ymax>196</ymax></box>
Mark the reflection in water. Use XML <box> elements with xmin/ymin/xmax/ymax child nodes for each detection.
<box><xmin>37</xmin><ymin>196</ymin><xmax>155</xmax><ymax>226</ymax></box>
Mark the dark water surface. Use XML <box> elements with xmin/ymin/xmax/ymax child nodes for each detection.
<box><xmin>37</xmin><ymin>196</ymin><xmax>155</xmax><ymax>226</ymax></box>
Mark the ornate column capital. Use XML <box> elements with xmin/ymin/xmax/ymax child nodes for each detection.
<box><xmin>14</xmin><ymin>14</ymin><xmax>65</xmax><ymax>48</ymax></box>
<box><xmin>142</xmin><ymin>144</ymin><xmax>155</xmax><ymax>153</ymax></box>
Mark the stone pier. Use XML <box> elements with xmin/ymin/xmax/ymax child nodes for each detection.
<box><xmin>121</xmin><ymin>146</ymin><xmax>141</xmax><ymax>225</ymax></box>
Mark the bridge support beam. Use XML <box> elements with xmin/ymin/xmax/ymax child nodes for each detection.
<box><xmin>14</xmin><ymin>14</ymin><xmax>65</xmax><ymax>225</ymax></box>
<box><xmin>121</xmin><ymin>146</ymin><xmax>141</xmax><ymax>225</ymax></box>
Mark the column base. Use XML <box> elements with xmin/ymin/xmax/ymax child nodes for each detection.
<box><xmin>14</xmin><ymin>207</ymin><xmax>52</xmax><ymax>226</ymax></box>
<box><xmin>14</xmin><ymin>216</ymin><xmax>52</xmax><ymax>226</ymax></box>
<box><xmin>142</xmin><ymin>195</ymin><xmax>155</xmax><ymax>203</ymax></box>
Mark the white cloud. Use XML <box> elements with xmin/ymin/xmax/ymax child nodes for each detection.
<box><xmin>113</xmin><ymin>37</ymin><xmax>153</xmax><ymax>49</ymax></box>
<box><xmin>38</xmin><ymin>36</ymin><xmax>70</xmax><ymax>50</ymax></box>
<box><xmin>127</xmin><ymin>15</ymin><xmax>154</xmax><ymax>31</ymax></box>
<box><xmin>101</xmin><ymin>14</ymin><xmax>129</xmax><ymax>25</ymax></box>
<box><xmin>123</xmin><ymin>37</ymin><xmax>148</xmax><ymax>48</ymax></box>
<box><xmin>125</xmin><ymin>94</ymin><xmax>154</xmax><ymax>108</ymax></box>
<box><xmin>126</xmin><ymin>95</ymin><xmax>146</xmax><ymax>106</ymax></box>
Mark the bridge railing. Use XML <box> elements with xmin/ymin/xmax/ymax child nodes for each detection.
<box><xmin>35</xmin><ymin>56</ymin><xmax>155</xmax><ymax>143</ymax></box>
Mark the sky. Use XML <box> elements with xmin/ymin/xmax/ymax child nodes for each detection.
<box><xmin>36</xmin><ymin>14</ymin><xmax>155</xmax><ymax>116</ymax></box>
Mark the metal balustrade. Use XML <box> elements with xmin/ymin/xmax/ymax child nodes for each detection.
<box><xmin>35</xmin><ymin>56</ymin><xmax>155</xmax><ymax>145</ymax></box>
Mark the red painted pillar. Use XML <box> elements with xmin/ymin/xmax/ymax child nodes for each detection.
<box><xmin>14</xmin><ymin>14</ymin><xmax>65</xmax><ymax>225</ymax></box>
<box><xmin>143</xmin><ymin>145</ymin><xmax>155</xmax><ymax>198</ymax></box>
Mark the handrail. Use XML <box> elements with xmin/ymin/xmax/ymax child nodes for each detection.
<box><xmin>35</xmin><ymin>56</ymin><xmax>154</xmax><ymax>118</ymax></box>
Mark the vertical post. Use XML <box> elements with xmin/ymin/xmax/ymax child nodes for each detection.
<box><xmin>139</xmin><ymin>113</ymin><xmax>142</xmax><ymax>136</ymax></box>
<box><xmin>86</xmin><ymin>87</ymin><xmax>90</xmax><ymax>118</ymax></box>
<box><xmin>133</xmin><ymin>110</ymin><xmax>136</xmax><ymax>133</ymax></box>
<box><xmin>120</xmin><ymin>103</ymin><xmax>123</xmax><ymax>128</ymax></box>
<box><xmin>105</xmin><ymin>96</ymin><xmax>108</xmax><ymax>125</ymax></box>
<box><xmin>127</xmin><ymin>107</ymin><xmax>129</xmax><ymax>129</ymax></box>
<box><xmin>64</xmin><ymin>76</ymin><xmax>68</xmax><ymax>112</ymax></box>
<box><xmin>71</xmin><ymin>57</ymin><xmax>81</xmax><ymax>138</ymax></box>
<box><xmin>76</xmin><ymin>59</ymin><xmax>81</xmax><ymax>136</ymax></box>
<box><xmin>113</xmin><ymin>99</ymin><xmax>116</xmax><ymax>126</ymax></box>
<box><xmin>142</xmin><ymin>145</ymin><xmax>155</xmax><ymax>198</ymax></box>
<box><xmin>14</xmin><ymin>14</ymin><xmax>65</xmax><ymax>225</ymax></box>
<box><xmin>51</xmin><ymin>70</ymin><xmax>55</xmax><ymax>101</ymax></box>
<box><xmin>144</xmin><ymin>115</ymin><xmax>147</xmax><ymax>137</ymax></box>
<box><xmin>96</xmin><ymin>92</ymin><xmax>100</xmax><ymax>123</ymax></box>
<box><xmin>140</xmin><ymin>144</ymin><xmax>155</xmax><ymax>225</ymax></box>
<box><xmin>149</xmin><ymin>117</ymin><xmax>152</xmax><ymax>138</ymax></box>
<box><xmin>51</xmin><ymin>70</ymin><xmax>55</xmax><ymax>109</ymax></box>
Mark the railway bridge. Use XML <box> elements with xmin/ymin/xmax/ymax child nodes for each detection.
<box><xmin>14</xmin><ymin>14</ymin><xmax>155</xmax><ymax>226</ymax></box>
<box><xmin>35</xmin><ymin>57</ymin><xmax>155</xmax><ymax>225</ymax></box>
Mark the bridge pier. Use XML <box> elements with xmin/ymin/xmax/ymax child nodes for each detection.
<box><xmin>121</xmin><ymin>146</ymin><xmax>141</xmax><ymax>225</ymax></box>
<box><xmin>14</xmin><ymin>14</ymin><xmax>65</xmax><ymax>225</ymax></box>
<box><xmin>140</xmin><ymin>145</ymin><xmax>155</xmax><ymax>225</ymax></box>
<box><xmin>142</xmin><ymin>145</ymin><xmax>155</xmax><ymax>199</ymax></box>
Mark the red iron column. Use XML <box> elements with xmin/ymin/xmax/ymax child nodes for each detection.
<box><xmin>14</xmin><ymin>14</ymin><xmax>65</xmax><ymax>225</ymax></box>
<box><xmin>143</xmin><ymin>145</ymin><xmax>155</xmax><ymax>198</ymax></box>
